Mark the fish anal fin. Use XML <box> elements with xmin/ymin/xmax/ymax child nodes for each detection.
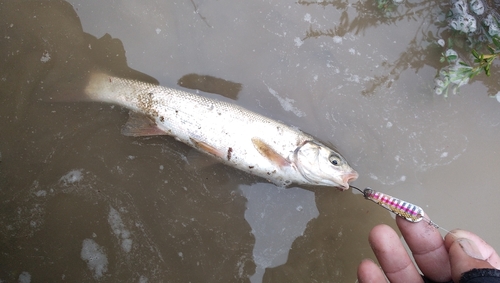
<box><xmin>251</xmin><ymin>138</ymin><xmax>289</xmax><ymax>168</ymax></box>
<box><xmin>121</xmin><ymin>111</ymin><xmax>168</xmax><ymax>137</ymax></box>
<box><xmin>189</xmin><ymin>138</ymin><xmax>224</xmax><ymax>159</ymax></box>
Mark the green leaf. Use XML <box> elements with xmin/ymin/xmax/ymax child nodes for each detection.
<box><xmin>446</xmin><ymin>55</ymin><xmax>458</xmax><ymax>62</ymax></box>
<box><xmin>471</xmin><ymin>49</ymin><xmax>480</xmax><ymax>59</ymax></box>
<box><xmin>492</xmin><ymin>36</ymin><xmax>500</xmax><ymax>49</ymax></box>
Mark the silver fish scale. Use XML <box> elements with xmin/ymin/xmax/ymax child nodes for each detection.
<box><xmin>87</xmin><ymin>73</ymin><xmax>311</xmax><ymax>185</ymax></box>
<box><xmin>85</xmin><ymin>72</ymin><xmax>357</xmax><ymax>188</ymax></box>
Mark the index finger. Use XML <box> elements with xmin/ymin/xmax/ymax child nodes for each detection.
<box><xmin>396</xmin><ymin>214</ymin><xmax>452</xmax><ymax>282</ymax></box>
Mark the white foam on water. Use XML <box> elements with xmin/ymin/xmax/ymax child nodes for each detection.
<box><xmin>265</xmin><ymin>84</ymin><xmax>306</xmax><ymax>117</ymax></box>
<box><xmin>108</xmin><ymin>206</ymin><xmax>133</xmax><ymax>253</ymax></box>
<box><xmin>80</xmin><ymin>239</ymin><xmax>108</xmax><ymax>279</ymax></box>
<box><xmin>59</xmin><ymin>169</ymin><xmax>84</xmax><ymax>185</ymax></box>
<box><xmin>303</xmin><ymin>13</ymin><xmax>311</xmax><ymax>23</ymax></box>
<box><xmin>40</xmin><ymin>51</ymin><xmax>50</xmax><ymax>63</ymax></box>
<box><xmin>18</xmin><ymin>271</ymin><xmax>31</xmax><ymax>283</ymax></box>
<box><xmin>294</xmin><ymin>37</ymin><xmax>304</xmax><ymax>47</ymax></box>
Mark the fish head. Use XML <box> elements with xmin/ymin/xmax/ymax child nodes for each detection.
<box><xmin>293</xmin><ymin>141</ymin><xmax>358</xmax><ymax>190</ymax></box>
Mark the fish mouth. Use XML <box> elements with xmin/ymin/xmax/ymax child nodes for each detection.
<box><xmin>339</xmin><ymin>171</ymin><xmax>359</xmax><ymax>191</ymax></box>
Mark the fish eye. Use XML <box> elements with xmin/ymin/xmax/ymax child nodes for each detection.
<box><xmin>329</xmin><ymin>154</ymin><xmax>341</xmax><ymax>166</ymax></box>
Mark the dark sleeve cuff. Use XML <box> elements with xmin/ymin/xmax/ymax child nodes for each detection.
<box><xmin>460</xmin><ymin>268</ymin><xmax>500</xmax><ymax>283</ymax></box>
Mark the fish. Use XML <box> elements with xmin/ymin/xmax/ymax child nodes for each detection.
<box><xmin>81</xmin><ymin>71</ymin><xmax>358</xmax><ymax>189</ymax></box>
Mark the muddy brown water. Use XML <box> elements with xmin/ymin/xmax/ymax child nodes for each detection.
<box><xmin>1</xmin><ymin>0</ymin><xmax>500</xmax><ymax>282</ymax></box>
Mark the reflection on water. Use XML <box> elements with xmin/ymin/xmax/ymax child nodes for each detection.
<box><xmin>2</xmin><ymin>0</ymin><xmax>500</xmax><ymax>282</ymax></box>
<box><xmin>241</xmin><ymin>184</ymin><xmax>318</xmax><ymax>283</ymax></box>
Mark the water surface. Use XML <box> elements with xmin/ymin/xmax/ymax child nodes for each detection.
<box><xmin>1</xmin><ymin>0</ymin><xmax>500</xmax><ymax>282</ymax></box>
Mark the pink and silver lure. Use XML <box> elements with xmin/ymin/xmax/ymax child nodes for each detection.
<box><xmin>361</xmin><ymin>187</ymin><xmax>424</xmax><ymax>222</ymax></box>
<box><xmin>350</xmin><ymin>186</ymin><xmax>447</xmax><ymax>232</ymax></box>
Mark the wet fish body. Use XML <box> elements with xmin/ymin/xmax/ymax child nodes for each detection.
<box><xmin>84</xmin><ymin>72</ymin><xmax>358</xmax><ymax>189</ymax></box>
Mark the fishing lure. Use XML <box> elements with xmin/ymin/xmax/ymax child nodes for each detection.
<box><xmin>350</xmin><ymin>186</ymin><xmax>448</xmax><ymax>232</ymax></box>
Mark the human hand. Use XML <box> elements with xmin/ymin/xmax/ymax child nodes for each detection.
<box><xmin>357</xmin><ymin>216</ymin><xmax>500</xmax><ymax>282</ymax></box>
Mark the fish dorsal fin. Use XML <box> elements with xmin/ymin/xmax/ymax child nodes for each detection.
<box><xmin>121</xmin><ymin>112</ymin><xmax>169</xmax><ymax>136</ymax></box>
<box><xmin>251</xmin><ymin>137</ymin><xmax>289</xmax><ymax>168</ymax></box>
<box><xmin>177</xmin><ymin>73</ymin><xmax>242</xmax><ymax>100</ymax></box>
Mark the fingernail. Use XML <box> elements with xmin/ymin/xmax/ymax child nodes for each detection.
<box><xmin>457</xmin><ymin>238</ymin><xmax>484</xmax><ymax>260</ymax></box>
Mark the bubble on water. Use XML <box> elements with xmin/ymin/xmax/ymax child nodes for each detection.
<box><xmin>437</xmin><ymin>39</ymin><xmax>445</xmax><ymax>47</ymax></box>
<box><xmin>332</xmin><ymin>36</ymin><xmax>342</xmax><ymax>43</ymax></box>
<box><xmin>81</xmin><ymin>239</ymin><xmax>108</xmax><ymax>279</ymax></box>
<box><xmin>441</xmin><ymin>152</ymin><xmax>449</xmax><ymax>158</ymax></box>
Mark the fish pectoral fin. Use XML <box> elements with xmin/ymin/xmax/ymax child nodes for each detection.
<box><xmin>189</xmin><ymin>138</ymin><xmax>224</xmax><ymax>159</ymax></box>
<box><xmin>121</xmin><ymin>111</ymin><xmax>169</xmax><ymax>137</ymax></box>
<box><xmin>251</xmin><ymin>138</ymin><xmax>289</xmax><ymax>168</ymax></box>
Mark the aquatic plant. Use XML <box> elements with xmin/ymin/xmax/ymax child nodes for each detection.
<box><xmin>434</xmin><ymin>0</ymin><xmax>500</xmax><ymax>97</ymax></box>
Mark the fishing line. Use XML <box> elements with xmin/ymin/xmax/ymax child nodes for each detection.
<box><xmin>350</xmin><ymin>186</ymin><xmax>452</xmax><ymax>235</ymax></box>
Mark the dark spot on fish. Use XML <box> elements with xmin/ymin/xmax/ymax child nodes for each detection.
<box><xmin>227</xmin><ymin>147</ymin><xmax>233</xmax><ymax>161</ymax></box>
<box><xmin>159</xmin><ymin>116</ymin><xmax>165</xmax><ymax>122</ymax></box>
<box><xmin>272</xmin><ymin>170</ymin><xmax>276</xmax><ymax>174</ymax></box>
<box><xmin>109</xmin><ymin>78</ymin><xmax>112</xmax><ymax>83</ymax></box>
<box><xmin>249</xmin><ymin>166</ymin><xmax>254</xmax><ymax>169</ymax></box>
<box><xmin>218</xmin><ymin>112</ymin><xmax>221</xmax><ymax>115</ymax></box>
<box><xmin>267</xmin><ymin>172</ymin><xmax>271</xmax><ymax>175</ymax></box>
<box><xmin>175</xmin><ymin>110</ymin><xmax>178</xmax><ymax>114</ymax></box>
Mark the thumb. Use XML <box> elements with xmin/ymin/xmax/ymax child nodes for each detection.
<box><xmin>446</xmin><ymin>234</ymin><xmax>496</xmax><ymax>282</ymax></box>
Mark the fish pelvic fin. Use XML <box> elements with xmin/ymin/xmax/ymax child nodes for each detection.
<box><xmin>189</xmin><ymin>138</ymin><xmax>224</xmax><ymax>159</ymax></box>
<box><xmin>251</xmin><ymin>138</ymin><xmax>290</xmax><ymax>168</ymax></box>
<box><xmin>121</xmin><ymin>111</ymin><xmax>169</xmax><ymax>137</ymax></box>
